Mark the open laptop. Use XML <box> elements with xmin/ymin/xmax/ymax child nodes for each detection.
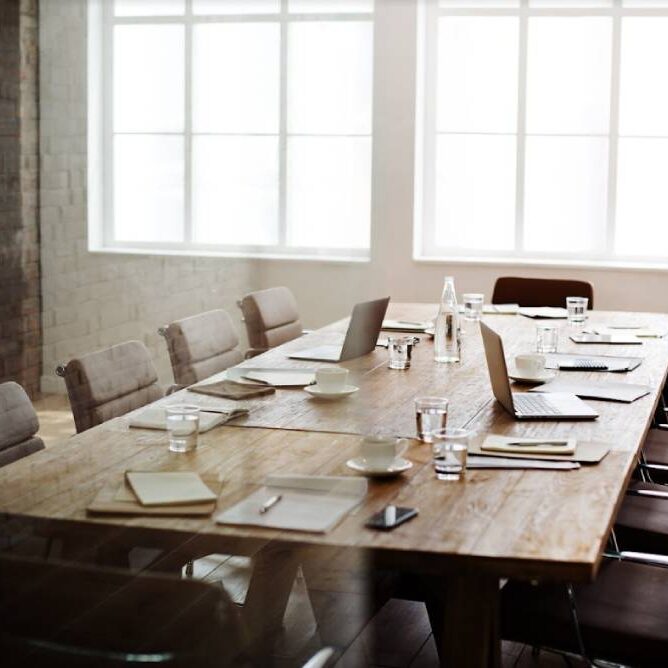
<box><xmin>289</xmin><ymin>297</ymin><xmax>390</xmax><ymax>363</ymax></box>
<box><xmin>480</xmin><ymin>321</ymin><xmax>598</xmax><ymax>420</ymax></box>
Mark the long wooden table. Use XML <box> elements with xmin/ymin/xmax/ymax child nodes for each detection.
<box><xmin>2</xmin><ymin>304</ymin><xmax>668</xmax><ymax>666</ymax></box>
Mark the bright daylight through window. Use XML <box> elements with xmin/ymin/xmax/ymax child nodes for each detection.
<box><xmin>95</xmin><ymin>0</ymin><xmax>373</xmax><ymax>258</ymax></box>
<box><xmin>417</xmin><ymin>0</ymin><xmax>668</xmax><ymax>265</ymax></box>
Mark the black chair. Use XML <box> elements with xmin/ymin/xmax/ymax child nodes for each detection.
<box><xmin>492</xmin><ymin>276</ymin><xmax>594</xmax><ymax>309</ymax></box>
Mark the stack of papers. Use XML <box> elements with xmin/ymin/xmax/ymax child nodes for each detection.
<box><xmin>530</xmin><ymin>379</ymin><xmax>651</xmax><ymax>403</ymax></box>
<box><xmin>223</xmin><ymin>367</ymin><xmax>317</xmax><ymax>387</ymax></box>
<box><xmin>544</xmin><ymin>353</ymin><xmax>643</xmax><ymax>372</ymax></box>
<box><xmin>467</xmin><ymin>455</ymin><xmax>579</xmax><ymax>470</ymax></box>
<box><xmin>217</xmin><ymin>475</ymin><xmax>367</xmax><ymax>533</ymax></box>
<box><xmin>129</xmin><ymin>407</ymin><xmax>246</xmax><ymax>432</ymax></box>
<box><xmin>481</xmin><ymin>434</ymin><xmax>576</xmax><ymax>455</ymax></box>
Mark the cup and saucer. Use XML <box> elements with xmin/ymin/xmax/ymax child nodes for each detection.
<box><xmin>508</xmin><ymin>354</ymin><xmax>556</xmax><ymax>384</ymax></box>
<box><xmin>346</xmin><ymin>435</ymin><xmax>413</xmax><ymax>478</ymax></box>
<box><xmin>304</xmin><ymin>366</ymin><xmax>359</xmax><ymax>400</ymax></box>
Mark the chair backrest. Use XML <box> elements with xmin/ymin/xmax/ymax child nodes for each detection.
<box><xmin>0</xmin><ymin>554</ymin><xmax>248</xmax><ymax>667</ymax></box>
<box><xmin>58</xmin><ymin>340</ymin><xmax>164</xmax><ymax>434</ymax></box>
<box><xmin>0</xmin><ymin>382</ymin><xmax>44</xmax><ymax>467</ymax></box>
<box><xmin>160</xmin><ymin>309</ymin><xmax>244</xmax><ymax>386</ymax></box>
<box><xmin>239</xmin><ymin>287</ymin><xmax>303</xmax><ymax>350</ymax></box>
<box><xmin>492</xmin><ymin>276</ymin><xmax>594</xmax><ymax>309</ymax></box>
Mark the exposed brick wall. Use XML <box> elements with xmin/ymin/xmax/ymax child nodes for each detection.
<box><xmin>39</xmin><ymin>0</ymin><xmax>257</xmax><ymax>393</ymax></box>
<box><xmin>0</xmin><ymin>0</ymin><xmax>41</xmax><ymax>398</ymax></box>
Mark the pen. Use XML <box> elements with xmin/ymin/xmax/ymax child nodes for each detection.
<box><xmin>259</xmin><ymin>494</ymin><xmax>282</xmax><ymax>514</ymax></box>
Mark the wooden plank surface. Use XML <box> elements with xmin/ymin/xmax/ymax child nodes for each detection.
<box><xmin>2</xmin><ymin>305</ymin><xmax>668</xmax><ymax>582</ymax></box>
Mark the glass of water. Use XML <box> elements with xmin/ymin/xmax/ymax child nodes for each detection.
<box><xmin>388</xmin><ymin>336</ymin><xmax>412</xmax><ymax>370</ymax></box>
<box><xmin>566</xmin><ymin>296</ymin><xmax>588</xmax><ymax>325</ymax></box>
<box><xmin>536</xmin><ymin>323</ymin><xmax>558</xmax><ymax>354</ymax></box>
<box><xmin>462</xmin><ymin>293</ymin><xmax>484</xmax><ymax>322</ymax></box>
<box><xmin>415</xmin><ymin>396</ymin><xmax>448</xmax><ymax>443</ymax></box>
<box><xmin>432</xmin><ymin>428</ymin><xmax>471</xmax><ymax>481</ymax></box>
<box><xmin>166</xmin><ymin>404</ymin><xmax>200</xmax><ymax>453</ymax></box>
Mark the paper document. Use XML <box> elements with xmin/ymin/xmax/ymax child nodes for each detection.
<box><xmin>382</xmin><ymin>319</ymin><xmax>430</xmax><ymax>332</ymax></box>
<box><xmin>216</xmin><ymin>475</ymin><xmax>367</xmax><ymax>533</ymax></box>
<box><xmin>519</xmin><ymin>307</ymin><xmax>568</xmax><ymax>319</ymax></box>
<box><xmin>125</xmin><ymin>471</ymin><xmax>218</xmax><ymax>507</ymax></box>
<box><xmin>223</xmin><ymin>367</ymin><xmax>317</xmax><ymax>387</ymax></box>
<box><xmin>544</xmin><ymin>353</ymin><xmax>642</xmax><ymax>372</ymax></box>
<box><xmin>530</xmin><ymin>380</ymin><xmax>651</xmax><ymax>403</ymax></box>
<box><xmin>591</xmin><ymin>326</ymin><xmax>667</xmax><ymax>339</ymax></box>
<box><xmin>129</xmin><ymin>407</ymin><xmax>245</xmax><ymax>432</ymax></box>
<box><xmin>467</xmin><ymin>455</ymin><xmax>579</xmax><ymax>470</ymax></box>
<box><xmin>481</xmin><ymin>434</ymin><xmax>576</xmax><ymax>456</ymax></box>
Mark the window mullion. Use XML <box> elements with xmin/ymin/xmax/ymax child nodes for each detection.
<box><xmin>278</xmin><ymin>0</ymin><xmax>289</xmax><ymax>249</ymax></box>
<box><xmin>184</xmin><ymin>0</ymin><xmax>193</xmax><ymax>244</ymax></box>
<box><xmin>514</xmin><ymin>0</ymin><xmax>529</xmax><ymax>253</ymax></box>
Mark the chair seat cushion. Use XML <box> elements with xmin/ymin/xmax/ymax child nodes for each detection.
<box><xmin>501</xmin><ymin>560</ymin><xmax>668</xmax><ymax>667</ymax></box>
<box><xmin>615</xmin><ymin>481</ymin><xmax>668</xmax><ymax>553</ymax></box>
<box><xmin>644</xmin><ymin>429</ymin><xmax>668</xmax><ymax>466</ymax></box>
<box><xmin>0</xmin><ymin>437</ymin><xmax>44</xmax><ymax>468</ymax></box>
<box><xmin>0</xmin><ymin>382</ymin><xmax>39</xmax><ymax>451</ymax></box>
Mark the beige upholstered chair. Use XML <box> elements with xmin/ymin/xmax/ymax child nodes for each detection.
<box><xmin>0</xmin><ymin>382</ymin><xmax>45</xmax><ymax>467</ymax></box>
<box><xmin>57</xmin><ymin>340</ymin><xmax>164</xmax><ymax>434</ymax></box>
<box><xmin>238</xmin><ymin>287</ymin><xmax>304</xmax><ymax>354</ymax></box>
<box><xmin>158</xmin><ymin>309</ymin><xmax>244</xmax><ymax>386</ymax></box>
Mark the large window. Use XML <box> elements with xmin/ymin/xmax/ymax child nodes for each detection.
<box><xmin>94</xmin><ymin>0</ymin><xmax>373</xmax><ymax>258</ymax></box>
<box><xmin>417</xmin><ymin>0</ymin><xmax>668</xmax><ymax>265</ymax></box>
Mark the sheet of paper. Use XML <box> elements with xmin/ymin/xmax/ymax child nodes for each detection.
<box><xmin>128</xmin><ymin>407</ymin><xmax>231</xmax><ymax>432</ymax></box>
<box><xmin>530</xmin><ymin>380</ymin><xmax>651</xmax><ymax>403</ymax></box>
<box><xmin>543</xmin><ymin>353</ymin><xmax>643</xmax><ymax>372</ymax></box>
<box><xmin>126</xmin><ymin>471</ymin><xmax>218</xmax><ymax>507</ymax></box>
<box><xmin>519</xmin><ymin>307</ymin><xmax>568</xmax><ymax>319</ymax></box>
<box><xmin>467</xmin><ymin>455</ymin><xmax>579</xmax><ymax>470</ymax></box>
<box><xmin>592</xmin><ymin>326</ymin><xmax>667</xmax><ymax>339</ymax></box>
<box><xmin>223</xmin><ymin>367</ymin><xmax>317</xmax><ymax>386</ymax></box>
<box><xmin>382</xmin><ymin>319</ymin><xmax>429</xmax><ymax>332</ymax></box>
<box><xmin>216</xmin><ymin>475</ymin><xmax>367</xmax><ymax>533</ymax></box>
<box><xmin>481</xmin><ymin>434</ymin><xmax>576</xmax><ymax>455</ymax></box>
<box><xmin>242</xmin><ymin>370</ymin><xmax>316</xmax><ymax>387</ymax></box>
<box><xmin>483</xmin><ymin>303</ymin><xmax>519</xmax><ymax>315</ymax></box>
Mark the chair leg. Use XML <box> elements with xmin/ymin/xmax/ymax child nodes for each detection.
<box><xmin>565</xmin><ymin>585</ymin><xmax>594</xmax><ymax>668</ymax></box>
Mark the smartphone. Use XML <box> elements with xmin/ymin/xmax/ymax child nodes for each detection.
<box><xmin>366</xmin><ymin>506</ymin><xmax>418</xmax><ymax>531</ymax></box>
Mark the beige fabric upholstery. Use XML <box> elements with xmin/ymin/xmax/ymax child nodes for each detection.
<box><xmin>239</xmin><ymin>287</ymin><xmax>303</xmax><ymax>350</ymax></box>
<box><xmin>0</xmin><ymin>382</ymin><xmax>44</xmax><ymax>467</ymax></box>
<box><xmin>61</xmin><ymin>341</ymin><xmax>164</xmax><ymax>433</ymax></box>
<box><xmin>162</xmin><ymin>309</ymin><xmax>244</xmax><ymax>386</ymax></box>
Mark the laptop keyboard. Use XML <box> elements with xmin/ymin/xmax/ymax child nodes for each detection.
<box><xmin>514</xmin><ymin>393</ymin><xmax>561</xmax><ymax>416</ymax></box>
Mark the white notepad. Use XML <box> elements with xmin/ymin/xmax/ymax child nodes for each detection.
<box><xmin>241</xmin><ymin>370</ymin><xmax>316</xmax><ymax>387</ymax></box>
<box><xmin>125</xmin><ymin>471</ymin><xmax>218</xmax><ymax>507</ymax></box>
<box><xmin>529</xmin><ymin>380</ymin><xmax>651</xmax><ymax>403</ymax></box>
<box><xmin>128</xmin><ymin>407</ymin><xmax>236</xmax><ymax>432</ymax></box>
<box><xmin>519</xmin><ymin>307</ymin><xmax>568</xmax><ymax>319</ymax></box>
<box><xmin>382</xmin><ymin>319</ymin><xmax>430</xmax><ymax>332</ymax></box>
<box><xmin>481</xmin><ymin>434</ymin><xmax>577</xmax><ymax>456</ymax></box>
<box><xmin>467</xmin><ymin>455</ymin><xmax>579</xmax><ymax>470</ymax></box>
<box><xmin>216</xmin><ymin>475</ymin><xmax>367</xmax><ymax>533</ymax></box>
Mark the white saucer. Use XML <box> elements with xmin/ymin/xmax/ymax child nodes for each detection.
<box><xmin>304</xmin><ymin>384</ymin><xmax>359</xmax><ymax>400</ymax></box>
<box><xmin>346</xmin><ymin>457</ymin><xmax>413</xmax><ymax>478</ymax></box>
<box><xmin>508</xmin><ymin>368</ymin><xmax>556</xmax><ymax>384</ymax></box>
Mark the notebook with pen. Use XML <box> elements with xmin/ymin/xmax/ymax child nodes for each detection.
<box><xmin>216</xmin><ymin>475</ymin><xmax>367</xmax><ymax>533</ymax></box>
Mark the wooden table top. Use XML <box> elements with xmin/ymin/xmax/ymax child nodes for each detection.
<box><xmin>3</xmin><ymin>304</ymin><xmax>668</xmax><ymax>582</ymax></box>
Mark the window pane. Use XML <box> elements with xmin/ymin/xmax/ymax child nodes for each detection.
<box><xmin>623</xmin><ymin>0</ymin><xmax>668</xmax><ymax>6</ymax></box>
<box><xmin>288</xmin><ymin>22</ymin><xmax>372</xmax><ymax>135</ymax></box>
<box><xmin>615</xmin><ymin>138</ymin><xmax>668</xmax><ymax>256</ymax></box>
<box><xmin>530</xmin><ymin>0</ymin><xmax>611</xmax><ymax>6</ymax></box>
<box><xmin>114</xmin><ymin>25</ymin><xmax>184</xmax><ymax>133</ymax></box>
<box><xmin>440</xmin><ymin>1</ymin><xmax>518</xmax><ymax>7</ymax></box>
<box><xmin>526</xmin><ymin>18</ymin><xmax>612</xmax><ymax>135</ymax></box>
<box><xmin>289</xmin><ymin>0</ymin><xmax>373</xmax><ymax>12</ymax></box>
<box><xmin>620</xmin><ymin>18</ymin><xmax>668</xmax><ymax>137</ymax></box>
<box><xmin>192</xmin><ymin>136</ymin><xmax>278</xmax><ymax>246</ymax></box>
<box><xmin>524</xmin><ymin>136</ymin><xmax>608</xmax><ymax>253</ymax></box>
<box><xmin>114</xmin><ymin>136</ymin><xmax>184</xmax><ymax>242</ymax></box>
<box><xmin>193</xmin><ymin>23</ymin><xmax>279</xmax><ymax>134</ymax></box>
<box><xmin>193</xmin><ymin>0</ymin><xmax>279</xmax><ymax>13</ymax></box>
<box><xmin>287</xmin><ymin>137</ymin><xmax>371</xmax><ymax>249</ymax></box>
<box><xmin>437</xmin><ymin>17</ymin><xmax>518</xmax><ymax>134</ymax></box>
<box><xmin>435</xmin><ymin>135</ymin><xmax>516</xmax><ymax>251</ymax></box>
<box><xmin>115</xmin><ymin>0</ymin><xmax>184</xmax><ymax>16</ymax></box>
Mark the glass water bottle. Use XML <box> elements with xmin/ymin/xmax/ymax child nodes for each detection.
<box><xmin>434</xmin><ymin>276</ymin><xmax>461</xmax><ymax>363</ymax></box>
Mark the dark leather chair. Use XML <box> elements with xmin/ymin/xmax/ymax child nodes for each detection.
<box><xmin>0</xmin><ymin>382</ymin><xmax>45</xmax><ymax>467</ymax></box>
<box><xmin>492</xmin><ymin>276</ymin><xmax>594</xmax><ymax>309</ymax></box>
<box><xmin>501</xmin><ymin>552</ymin><xmax>668</xmax><ymax>667</ymax></box>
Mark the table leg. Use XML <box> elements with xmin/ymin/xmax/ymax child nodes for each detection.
<box><xmin>425</xmin><ymin>574</ymin><xmax>501</xmax><ymax>668</ymax></box>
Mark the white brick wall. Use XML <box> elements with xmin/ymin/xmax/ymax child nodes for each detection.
<box><xmin>39</xmin><ymin>0</ymin><xmax>258</xmax><ymax>393</ymax></box>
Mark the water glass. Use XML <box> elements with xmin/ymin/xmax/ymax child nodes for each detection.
<box><xmin>566</xmin><ymin>296</ymin><xmax>589</xmax><ymax>325</ymax></box>
<box><xmin>166</xmin><ymin>404</ymin><xmax>200</xmax><ymax>453</ymax></box>
<box><xmin>462</xmin><ymin>293</ymin><xmax>484</xmax><ymax>322</ymax></box>
<box><xmin>432</xmin><ymin>428</ymin><xmax>471</xmax><ymax>481</ymax></box>
<box><xmin>536</xmin><ymin>323</ymin><xmax>558</xmax><ymax>354</ymax></box>
<box><xmin>415</xmin><ymin>396</ymin><xmax>448</xmax><ymax>443</ymax></box>
<box><xmin>388</xmin><ymin>336</ymin><xmax>412</xmax><ymax>370</ymax></box>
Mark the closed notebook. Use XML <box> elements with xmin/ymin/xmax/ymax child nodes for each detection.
<box><xmin>481</xmin><ymin>434</ymin><xmax>576</xmax><ymax>456</ymax></box>
<box><xmin>125</xmin><ymin>471</ymin><xmax>217</xmax><ymax>507</ymax></box>
<box><xmin>128</xmin><ymin>407</ymin><xmax>246</xmax><ymax>431</ymax></box>
<box><xmin>189</xmin><ymin>380</ymin><xmax>275</xmax><ymax>400</ymax></box>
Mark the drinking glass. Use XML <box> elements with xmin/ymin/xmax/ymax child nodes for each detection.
<box><xmin>536</xmin><ymin>323</ymin><xmax>558</xmax><ymax>354</ymax></box>
<box><xmin>166</xmin><ymin>404</ymin><xmax>200</xmax><ymax>453</ymax></box>
<box><xmin>566</xmin><ymin>296</ymin><xmax>589</xmax><ymax>325</ymax></box>
<box><xmin>388</xmin><ymin>336</ymin><xmax>412</xmax><ymax>370</ymax></box>
<box><xmin>415</xmin><ymin>397</ymin><xmax>448</xmax><ymax>443</ymax></box>
<box><xmin>462</xmin><ymin>293</ymin><xmax>484</xmax><ymax>322</ymax></box>
<box><xmin>432</xmin><ymin>428</ymin><xmax>471</xmax><ymax>481</ymax></box>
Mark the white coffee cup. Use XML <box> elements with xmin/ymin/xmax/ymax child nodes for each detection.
<box><xmin>315</xmin><ymin>366</ymin><xmax>349</xmax><ymax>392</ymax></box>
<box><xmin>515</xmin><ymin>353</ymin><xmax>546</xmax><ymax>376</ymax></box>
<box><xmin>360</xmin><ymin>435</ymin><xmax>409</xmax><ymax>470</ymax></box>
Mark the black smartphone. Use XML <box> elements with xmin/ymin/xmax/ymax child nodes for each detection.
<box><xmin>366</xmin><ymin>506</ymin><xmax>418</xmax><ymax>531</ymax></box>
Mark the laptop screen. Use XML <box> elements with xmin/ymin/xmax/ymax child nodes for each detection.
<box><xmin>480</xmin><ymin>322</ymin><xmax>516</xmax><ymax>414</ymax></box>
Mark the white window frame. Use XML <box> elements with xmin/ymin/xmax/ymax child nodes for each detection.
<box><xmin>88</xmin><ymin>0</ymin><xmax>374</xmax><ymax>262</ymax></box>
<box><xmin>415</xmin><ymin>0</ymin><xmax>668</xmax><ymax>270</ymax></box>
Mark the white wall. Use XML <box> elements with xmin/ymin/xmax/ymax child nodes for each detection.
<box><xmin>39</xmin><ymin>0</ymin><xmax>668</xmax><ymax>393</ymax></box>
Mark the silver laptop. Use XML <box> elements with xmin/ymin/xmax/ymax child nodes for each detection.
<box><xmin>480</xmin><ymin>321</ymin><xmax>598</xmax><ymax>421</ymax></box>
<box><xmin>289</xmin><ymin>297</ymin><xmax>390</xmax><ymax>362</ymax></box>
